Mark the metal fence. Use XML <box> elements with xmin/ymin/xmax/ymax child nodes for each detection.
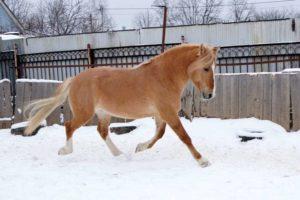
<box><xmin>0</xmin><ymin>51</ymin><xmax>14</xmax><ymax>80</ymax></box>
<box><xmin>1</xmin><ymin>42</ymin><xmax>300</xmax><ymax>82</ymax></box>
<box><xmin>216</xmin><ymin>42</ymin><xmax>300</xmax><ymax>73</ymax></box>
<box><xmin>17</xmin><ymin>43</ymin><xmax>178</xmax><ymax>81</ymax></box>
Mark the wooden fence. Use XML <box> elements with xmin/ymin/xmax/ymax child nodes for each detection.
<box><xmin>13</xmin><ymin>80</ymin><xmax>127</xmax><ymax>126</ymax></box>
<box><xmin>1</xmin><ymin>72</ymin><xmax>299</xmax><ymax>131</ymax></box>
<box><xmin>181</xmin><ymin>72</ymin><xmax>300</xmax><ymax>131</ymax></box>
<box><xmin>0</xmin><ymin>79</ymin><xmax>13</xmax><ymax>128</ymax></box>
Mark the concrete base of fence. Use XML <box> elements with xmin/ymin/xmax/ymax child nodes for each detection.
<box><xmin>0</xmin><ymin>119</ymin><xmax>12</xmax><ymax>129</ymax></box>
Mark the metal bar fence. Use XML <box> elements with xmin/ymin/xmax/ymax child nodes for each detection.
<box><xmin>1</xmin><ymin>42</ymin><xmax>300</xmax><ymax>82</ymax></box>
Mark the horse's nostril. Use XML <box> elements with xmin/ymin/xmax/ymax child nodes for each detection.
<box><xmin>208</xmin><ymin>93</ymin><xmax>212</xmax><ymax>98</ymax></box>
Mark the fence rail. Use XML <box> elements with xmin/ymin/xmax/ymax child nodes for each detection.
<box><xmin>1</xmin><ymin>42</ymin><xmax>300</xmax><ymax>82</ymax></box>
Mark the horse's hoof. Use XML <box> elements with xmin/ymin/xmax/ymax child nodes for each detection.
<box><xmin>135</xmin><ymin>142</ymin><xmax>149</xmax><ymax>153</ymax></box>
<box><xmin>197</xmin><ymin>157</ymin><xmax>211</xmax><ymax>168</ymax></box>
<box><xmin>58</xmin><ymin>147</ymin><xmax>73</xmax><ymax>155</ymax></box>
<box><xmin>112</xmin><ymin>150</ymin><xmax>123</xmax><ymax>157</ymax></box>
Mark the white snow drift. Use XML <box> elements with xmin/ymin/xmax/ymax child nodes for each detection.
<box><xmin>0</xmin><ymin>117</ymin><xmax>299</xmax><ymax>200</ymax></box>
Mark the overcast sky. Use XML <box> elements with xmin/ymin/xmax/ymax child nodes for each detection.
<box><xmin>28</xmin><ymin>0</ymin><xmax>300</xmax><ymax>29</ymax></box>
<box><xmin>105</xmin><ymin>0</ymin><xmax>300</xmax><ymax>29</ymax></box>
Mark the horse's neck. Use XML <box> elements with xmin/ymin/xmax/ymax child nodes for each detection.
<box><xmin>156</xmin><ymin>51</ymin><xmax>193</xmax><ymax>91</ymax></box>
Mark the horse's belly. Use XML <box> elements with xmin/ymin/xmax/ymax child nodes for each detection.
<box><xmin>95</xmin><ymin>100</ymin><xmax>156</xmax><ymax>119</ymax></box>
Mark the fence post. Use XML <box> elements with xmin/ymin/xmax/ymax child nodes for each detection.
<box><xmin>87</xmin><ymin>43</ymin><xmax>94</xmax><ymax>68</ymax></box>
<box><xmin>13</xmin><ymin>44</ymin><xmax>23</xmax><ymax>78</ymax></box>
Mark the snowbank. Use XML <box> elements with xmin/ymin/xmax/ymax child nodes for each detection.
<box><xmin>0</xmin><ymin>117</ymin><xmax>299</xmax><ymax>200</ymax></box>
<box><xmin>0</xmin><ymin>79</ymin><xmax>10</xmax><ymax>83</ymax></box>
<box><xmin>16</xmin><ymin>79</ymin><xmax>62</xmax><ymax>83</ymax></box>
<box><xmin>0</xmin><ymin>34</ymin><xmax>24</xmax><ymax>40</ymax></box>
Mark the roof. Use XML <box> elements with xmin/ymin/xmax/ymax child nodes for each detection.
<box><xmin>0</xmin><ymin>0</ymin><xmax>24</xmax><ymax>33</ymax></box>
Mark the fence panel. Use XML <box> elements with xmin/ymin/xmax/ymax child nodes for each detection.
<box><xmin>290</xmin><ymin>73</ymin><xmax>300</xmax><ymax>131</ymax></box>
<box><xmin>14</xmin><ymin>80</ymin><xmax>62</xmax><ymax>124</ymax></box>
<box><xmin>181</xmin><ymin>73</ymin><xmax>299</xmax><ymax>131</ymax></box>
<box><xmin>216</xmin><ymin>43</ymin><xmax>300</xmax><ymax>74</ymax></box>
<box><xmin>0</xmin><ymin>79</ymin><xmax>13</xmax><ymax>128</ymax></box>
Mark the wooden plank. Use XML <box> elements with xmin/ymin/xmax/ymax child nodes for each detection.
<box><xmin>192</xmin><ymin>86</ymin><xmax>201</xmax><ymax>117</ymax></box>
<box><xmin>3</xmin><ymin>81</ymin><xmax>12</xmax><ymax>118</ymax></box>
<box><xmin>238</xmin><ymin>74</ymin><xmax>248</xmax><ymax>118</ymax></box>
<box><xmin>262</xmin><ymin>74</ymin><xmax>273</xmax><ymax>121</ymax></box>
<box><xmin>208</xmin><ymin>75</ymin><xmax>222</xmax><ymax>118</ymax></box>
<box><xmin>0</xmin><ymin>81</ymin><xmax>12</xmax><ymax>118</ymax></box>
<box><xmin>230</xmin><ymin>74</ymin><xmax>239</xmax><ymax>119</ymax></box>
<box><xmin>271</xmin><ymin>73</ymin><xmax>290</xmax><ymax>130</ymax></box>
<box><xmin>180</xmin><ymin>81</ymin><xmax>194</xmax><ymax>119</ymax></box>
<box><xmin>47</xmin><ymin>83</ymin><xmax>61</xmax><ymax>125</ymax></box>
<box><xmin>221</xmin><ymin>75</ymin><xmax>231</xmax><ymax>119</ymax></box>
<box><xmin>14</xmin><ymin>82</ymin><xmax>24</xmax><ymax>123</ymax></box>
<box><xmin>246</xmin><ymin>74</ymin><xmax>263</xmax><ymax>119</ymax></box>
<box><xmin>290</xmin><ymin>73</ymin><xmax>300</xmax><ymax>131</ymax></box>
<box><xmin>0</xmin><ymin>82</ymin><xmax>4</xmax><ymax>117</ymax></box>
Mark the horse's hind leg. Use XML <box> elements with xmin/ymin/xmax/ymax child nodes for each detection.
<box><xmin>135</xmin><ymin>117</ymin><xmax>166</xmax><ymax>153</ymax></box>
<box><xmin>58</xmin><ymin>103</ymin><xmax>94</xmax><ymax>155</ymax></box>
<box><xmin>96</xmin><ymin>111</ymin><xmax>122</xmax><ymax>156</ymax></box>
<box><xmin>58</xmin><ymin>116</ymin><xmax>91</xmax><ymax>155</ymax></box>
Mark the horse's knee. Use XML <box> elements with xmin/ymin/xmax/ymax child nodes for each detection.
<box><xmin>97</xmin><ymin>123</ymin><xmax>108</xmax><ymax>140</ymax></box>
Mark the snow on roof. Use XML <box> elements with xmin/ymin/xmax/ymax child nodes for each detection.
<box><xmin>0</xmin><ymin>79</ymin><xmax>10</xmax><ymax>83</ymax></box>
<box><xmin>0</xmin><ymin>34</ymin><xmax>24</xmax><ymax>40</ymax></box>
<box><xmin>282</xmin><ymin>68</ymin><xmax>300</xmax><ymax>73</ymax></box>
<box><xmin>16</xmin><ymin>79</ymin><xmax>62</xmax><ymax>83</ymax></box>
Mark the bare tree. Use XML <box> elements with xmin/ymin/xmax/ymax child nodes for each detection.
<box><xmin>152</xmin><ymin>0</ymin><xmax>177</xmax><ymax>26</ymax></box>
<box><xmin>133</xmin><ymin>9</ymin><xmax>157</xmax><ymax>28</ymax></box>
<box><xmin>80</xmin><ymin>0</ymin><xmax>114</xmax><ymax>32</ymax></box>
<box><xmin>3</xmin><ymin>0</ymin><xmax>31</xmax><ymax>25</ymax></box>
<box><xmin>229</xmin><ymin>0</ymin><xmax>255</xmax><ymax>22</ymax></box>
<box><xmin>254</xmin><ymin>9</ymin><xmax>293</xmax><ymax>21</ymax></box>
<box><xmin>172</xmin><ymin>0</ymin><xmax>223</xmax><ymax>25</ymax></box>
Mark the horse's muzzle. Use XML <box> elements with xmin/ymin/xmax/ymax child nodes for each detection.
<box><xmin>201</xmin><ymin>92</ymin><xmax>213</xmax><ymax>100</ymax></box>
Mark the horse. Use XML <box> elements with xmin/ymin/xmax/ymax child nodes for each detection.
<box><xmin>25</xmin><ymin>44</ymin><xmax>219</xmax><ymax>167</ymax></box>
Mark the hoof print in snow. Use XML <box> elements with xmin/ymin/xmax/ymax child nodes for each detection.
<box><xmin>110</xmin><ymin>126</ymin><xmax>137</xmax><ymax>135</ymax></box>
<box><xmin>11</xmin><ymin>121</ymin><xmax>46</xmax><ymax>137</ymax></box>
<box><xmin>238</xmin><ymin>135</ymin><xmax>263</xmax><ymax>142</ymax></box>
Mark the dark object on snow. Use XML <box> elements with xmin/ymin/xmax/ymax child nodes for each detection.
<box><xmin>11</xmin><ymin>124</ymin><xmax>45</xmax><ymax>137</ymax></box>
<box><xmin>110</xmin><ymin>126</ymin><xmax>137</xmax><ymax>135</ymax></box>
<box><xmin>238</xmin><ymin>135</ymin><xmax>263</xmax><ymax>142</ymax></box>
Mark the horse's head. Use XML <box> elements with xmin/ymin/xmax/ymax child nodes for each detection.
<box><xmin>187</xmin><ymin>44</ymin><xmax>219</xmax><ymax>100</ymax></box>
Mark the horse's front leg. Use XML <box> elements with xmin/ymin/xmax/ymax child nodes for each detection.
<box><xmin>135</xmin><ymin>117</ymin><xmax>166</xmax><ymax>153</ymax></box>
<box><xmin>159</xmin><ymin>108</ymin><xmax>210</xmax><ymax>167</ymax></box>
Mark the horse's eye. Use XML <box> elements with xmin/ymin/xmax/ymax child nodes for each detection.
<box><xmin>204</xmin><ymin>68</ymin><xmax>209</xmax><ymax>72</ymax></box>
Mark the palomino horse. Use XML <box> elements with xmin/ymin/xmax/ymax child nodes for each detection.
<box><xmin>25</xmin><ymin>44</ymin><xmax>219</xmax><ymax>167</ymax></box>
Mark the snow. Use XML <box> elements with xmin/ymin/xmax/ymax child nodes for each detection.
<box><xmin>0</xmin><ymin>79</ymin><xmax>10</xmax><ymax>83</ymax></box>
<box><xmin>16</xmin><ymin>79</ymin><xmax>62</xmax><ymax>83</ymax></box>
<box><xmin>282</xmin><ymin>68</ymin><xmax>300</xmax><ymax>73</ymax></box>
<box><xmin>11</xmin><ymin>120</ymin><xmax>47</xmax><ymax>129</ymax></box>
<box><xmin>0</xmin><ymin>117</ymin><xmax>11</xmax><ymax>121</ymax></box>
<box><xmin>0</xmin><ymin>34</ymin><xmax>24</xmax><ymax>40</ymax></box>
<box><xmin>0</xmin><ymin>117</ymin><xmax>299</xmax><ymax>200</ymax></box>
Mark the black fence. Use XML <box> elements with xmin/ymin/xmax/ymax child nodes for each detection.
<box><xmin>216</xmin><ymin>42</ymin><xmax>300</xmax><ymax>73</ymax></box>
<box><xmin>16</xmin><ymin>44</ymin><xmax>178</xmax><ymax>81</ymax></box>
<box><xmin>1</xmin><ymin>42</ymin><xmax>300</xmax><ymax>82</ymax></box>
<box><xmin>0</xmin><ymin>51</ymin><xmax>14</xmax><ymax>80</ymax></box>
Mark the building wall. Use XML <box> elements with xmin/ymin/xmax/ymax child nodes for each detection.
<box><xmin>140</xmin><ymin>19</ymin><xmax>300</xmax><ymax>46</ymax></box>
<box><xmin>0</xmin><ymin>4</ymin><xmax>20</xmax><ymax>32</ymax></box>
<box><xmin>22</xmin><ymin>18</ymin><xmax>300</xmax><ymax>54</ymax></box>
<box><xmin>23</xmin><ymin>30</ymin><xmax>140</xmax><ymax>54</ymax></box>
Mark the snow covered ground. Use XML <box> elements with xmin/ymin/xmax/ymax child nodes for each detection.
<box><xmin>0</xmin><ymin>117</ymin><xmax>300</xmax><ymax>200</ymax></box>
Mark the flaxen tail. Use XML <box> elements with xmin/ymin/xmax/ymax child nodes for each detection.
<box><xmin>24</xmin><ymin>78</ymin><xmax>73</xmax><ymax>135</ymax></box>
